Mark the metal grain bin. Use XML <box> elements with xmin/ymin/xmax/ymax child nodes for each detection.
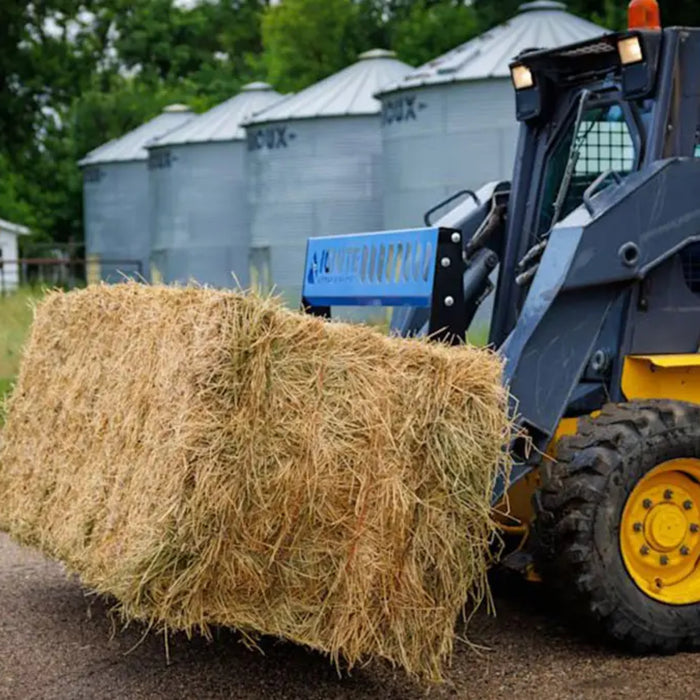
<box><xmin>377</xmin><ymin>1</ymin><xmax>607</xmax><ymax>229</ymax></box>
<box><xmin>245</xmin><ymin>49</ymin><xmax>412</xmax><ymax>307</ymax></box>
<box><xmin>148</xmin><ymin>83</ymin><xmax>283</xmax><ymax>288</ymax></box>
<box><xmin>79</xmin><ymin>105</ymin><xmax>194</xmax><ymax>282</ymax></box>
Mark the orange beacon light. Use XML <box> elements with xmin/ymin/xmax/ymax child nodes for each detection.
<box><xmin>628</xmin><ymin>0</ymin><xmax>661</xmax><ymax>31</ymax></box>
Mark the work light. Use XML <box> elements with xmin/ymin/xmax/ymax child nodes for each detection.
<box><xmin>618</xmin><ymin>35</ymin><xmax>644</xmax><ymax>65</ymax></box>
<box><xmin>511</xmin><ymin>64</ymin><xmax>534</xmax><ymax>91</ymax></box>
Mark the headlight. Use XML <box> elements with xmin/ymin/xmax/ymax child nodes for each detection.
<box><xmin>618</xmin><ymin>36</ymin><xmax>644</xmax><ymax>65</ymax></box>
<box><xmin>511</xmin><ymin>64</ymin><xmax>534</xmax><ymax>91</ymax></box>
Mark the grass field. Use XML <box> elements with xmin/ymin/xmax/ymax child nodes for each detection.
<box><xmin>0</xmin><ymin>288</ymin><xmax>44</xmax><ymax>410</ymax></box>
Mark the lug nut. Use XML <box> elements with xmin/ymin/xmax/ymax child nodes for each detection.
<box><xmin>451</xmin><ymin>232</ymin><xmax>461</xmax><ymax>244</ymax></box>
<box><xmin>691</xmin><ymin>524</ymin><xmax>699</xmax><ymax>534</ymax></box>
<box><xmin>660</xmin><ymin>555</ymin><xmax>669</xmax><ymax>565</ymax></box>
<box><xmin>640</xmin><ymin>545</ymin><xmax>650</xmax><ymax>556</ymax></box>
<box><xmin>664</xmin><ymin>489</ymin><xmax>674</xmax><ymax>500</ymax></box>
<box><xmin>444</xmin><ymin>296</ymin><xmax>454</xmax><ymax>307</ymax></box>
<box><xmin>633</xmin><ymin>522</ymin><xmax>643</xmax><ymax>533</ymax></box>
<box><xmin>440</xmin><ymin>257</ymin><xmax>451</xmax><ymax>268</ymax></box>
<box><xmin>681</xmin><ymin>546</ymin><xmax>690</xmax><ymax>556</ymax></box>
<box><xmin>684</xmin><ymin>500</ymin><xmax>693</xmax><ymax>511</ymax></box>
<box><xmin>643</xmin><ymin>498</ymin><xmax>653</xmax><ymax>509</ymax></box>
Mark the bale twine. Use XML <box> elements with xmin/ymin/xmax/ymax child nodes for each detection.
<box><xmin>0</xmin><ymin>284</ymin><xmax>510</xmax><ymax>680</ymax></box>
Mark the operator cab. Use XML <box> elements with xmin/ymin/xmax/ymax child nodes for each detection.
<box><xmin>491</xmin><ymin>22</ymin><xmax>700</xmax><ymax>349</ymax></box>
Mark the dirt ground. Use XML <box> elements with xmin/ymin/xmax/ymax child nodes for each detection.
<box><xmin>1</xmin><ymin>533</ymin><xmax>699</xmax><ymax>699</ymax></box>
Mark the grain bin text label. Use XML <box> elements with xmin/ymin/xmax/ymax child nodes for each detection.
<box><xmin>149</xmin><ymin>150</ymin><xmax>176</xmax><ymax>170</ymax></box>
<box><xmin>83</xmin><ymin>167</ymin><xmax>104</xmax><ymax>183</ymax></box>
<box><xmin>247</xmin><ymin>126</ymin><xmax>297</xmax><ymax>151</ymax></box>
<box><xmin>381</xmin><ymin>96</ymin><xmax>427</xmax><ymax>126</ymax></box>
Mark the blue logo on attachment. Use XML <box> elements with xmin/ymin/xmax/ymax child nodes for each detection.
<box><xmin>303</xmin><ymin>228</ymin><xmax>440</xmax><ymax>308</ymax></box>
<box><xmin>307</xmin><ymin>253</ymin><xmax>318</xmax><ymax>285</ymax></box>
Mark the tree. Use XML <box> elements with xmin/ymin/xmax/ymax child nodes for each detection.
<box><xmin>261</xmin><ymin>0</ymin><xmax>371</xmax><ymax>93</ymax></box>
<box><xmin>0</xmin><ymin>1</ymin><xmax>34</xmax><ymax>156</ymax></box>
<box><xmin>0</xmin><ymin>0</ymin><xmax>268</xmax><ymax>244</ymax></box>
<box><xmin>391</xmin><ymin>1</ymin><xmax>480</xmax><ymax>67</ymax></box>
<box><xmin>0</xmin><ymin>155</ymin><xmax>36</xmax><ymax>231</ymax></box>
<box><xmin>112</xmin><ymin>0</ymin><xmax>267</xmax><ymax>102</ymax></box>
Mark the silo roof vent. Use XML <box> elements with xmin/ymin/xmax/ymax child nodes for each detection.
<box><xmin>519</xmin><ymin>1</ymin><xmax>568</xmax><ymax>11</ymax></box>
<box><xmin>359</xmin><ymin>49</ymin><xmax>397</xmax><ymax>60</ymax></box>
<box><xmin>241</xmin><ymin>81</ymin><xmax>275</xmax><ymax>92</ymax></box>
<box><xmin>163</xmin><ymin>103</ymin><xmax>191</xmax><ymax>113</ymax></box>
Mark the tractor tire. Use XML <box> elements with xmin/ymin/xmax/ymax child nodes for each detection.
<box><xmin>533</xmin><ymin>400</ymin><xmax>700</xmax><ymax>652</ymax></box>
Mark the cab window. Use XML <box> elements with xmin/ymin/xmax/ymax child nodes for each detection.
<box><xmin>538</xmin><ymin>102</ymin><xmax>637</xmax><ymax>235</ymax></box>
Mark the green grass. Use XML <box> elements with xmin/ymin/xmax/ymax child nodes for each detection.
<box><xmin>0</xmin><ymin>287</ymin><xmax>45</xmax><ymax>410</ymax></box>
<box><xmin>364</xmin><ymin>313</ymin><xmax>490</xmax><ymax>346</ymax></box>
<box><xmin>467</xmin><ymin>323</ymin><xmax>490</xmax><ymax>347</ymax></box>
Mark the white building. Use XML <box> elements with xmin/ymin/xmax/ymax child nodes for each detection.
<box><xmin>0</xmin><ymin>218</ymin><xmax>30</xmax><ymax>291</ymax></box>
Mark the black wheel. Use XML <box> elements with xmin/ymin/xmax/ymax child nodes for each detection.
<box><xmin>534</xmin><ymin>400</ymin><xmax>700</xmax><ymax>652</ymax></box>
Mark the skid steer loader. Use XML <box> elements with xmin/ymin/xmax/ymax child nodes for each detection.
<box><xmin>301</xmin><ymin>1</ymin><xmax>700</xmax><ymax>652</ymax></box>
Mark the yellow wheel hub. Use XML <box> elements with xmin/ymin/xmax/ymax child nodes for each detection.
<box><xmin>645</xmin><ymin>505</ymin><xmax>686</xmax><ymax>551</ymax></box>
<box><xmin>621</xmin><ymin>459</ymin><xmax>700</xmax><ymax>604</ymax></box>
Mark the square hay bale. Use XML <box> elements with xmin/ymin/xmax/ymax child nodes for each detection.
<box><xmin>0</xmin><ymin>284</ymin><xmax>510</xmax><ymax>680</ymax></box>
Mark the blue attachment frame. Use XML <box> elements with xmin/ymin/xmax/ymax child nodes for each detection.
<box><xmin>302</xmin><ymin>228</ymin><xmax>440</xmax><ymax>308</ymax></box>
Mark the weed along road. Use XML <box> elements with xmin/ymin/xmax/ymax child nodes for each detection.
<box><xmin>0</xmin><ymin>533</ymin><xmax>697</xmax><ymax>700</ymax></box>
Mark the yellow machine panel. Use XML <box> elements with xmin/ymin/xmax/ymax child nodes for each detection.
<box><xmin>622</xmin><ymin>355</ymin><xmax>700</xmax><ymax>403</ymax></box>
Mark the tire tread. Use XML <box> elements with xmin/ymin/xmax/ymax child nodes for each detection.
<box><xmin>534</xmin><ymin>400</ymin><xmax>700</xmax><ymax>652</ymax></box>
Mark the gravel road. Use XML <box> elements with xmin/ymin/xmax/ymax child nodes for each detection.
<box><xmin>1</xmin><ymin>533</ymin><xmax>698</xmax><ymax>699</ymax></box>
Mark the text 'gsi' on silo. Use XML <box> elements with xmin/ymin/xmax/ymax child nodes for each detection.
<box><xmin>147</xmin><ymin>83</ymin><xmax>283</xmax><ymax>288</ymax></box>
<box><xmin>244</xmin><ymin>49</ymin><xmax>412</xmax><ymax>306</ymax></box>
<box><xmin>377</xmin><ymin>1</ymin><xmax>606</xmax><ymax>230</ymax></box>
<box><xmin>79</xmin><ymin>105</ymin><xmax>194</xmax><ymax>283</ymax></box>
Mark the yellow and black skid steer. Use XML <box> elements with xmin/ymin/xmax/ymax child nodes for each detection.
<box><xmin>301</xmin><ymin>0</ymin><xmax>700</xmax><ymax>652</ymax></box>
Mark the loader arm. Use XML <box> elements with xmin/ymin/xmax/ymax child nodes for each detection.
<box><xmin>302</xmin><ymin>183</ymin><xmax>508</xmax><ymax>344</ymax></box>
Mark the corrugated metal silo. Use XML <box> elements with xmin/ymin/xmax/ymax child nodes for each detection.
<box><xmin>244</xmin><ymin>49</ymin><xmax>412</xmax><ymax>307</ymax></box>
<box><xmin>377</xmin><ymin>1</ymin><xmax>607</xmax><ymax>230</ymax></box>
<box><xmin>79</xmin><ymin>105</ymin><xmax>194</xmax><ymax>282</ymax></box>
<box><xmin>148</xmin><ymin>83</ymin><xmax>283</xmax><ymax>288</ymax></box>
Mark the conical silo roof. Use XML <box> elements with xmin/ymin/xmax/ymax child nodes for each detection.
<box><xmin>246</xmin><ymin>49</ymin><xmax>412</xmax><ymax>125</ymax></box>
<box><xmin>78</xmin><ymin>104</ymin><xmax>194</xmax><ymax>166</ymax></box>
<box><xmin>378</xmin><ymin>1</ymin><xmax>607</xmax><ymax>95</ymax></box>
<box><xmin>153</xmin><ymin>83</ymin><xmax>285</xmax><ymax>146</ymax></box>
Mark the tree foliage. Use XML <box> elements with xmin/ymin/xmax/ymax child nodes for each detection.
<box><xmin>262</xmin><ymin>0</ymin><xmax>371</xmax><ymax>93</ymax></box>
<box><xmin>2</xmin><ymin>0</ymin><xmax>700</xmax><ymax>252</ymax></box>
<box><xmin>391</xmin><ymin>1</ymin><xmax>479</xmax><ymax>67</ymax></box>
